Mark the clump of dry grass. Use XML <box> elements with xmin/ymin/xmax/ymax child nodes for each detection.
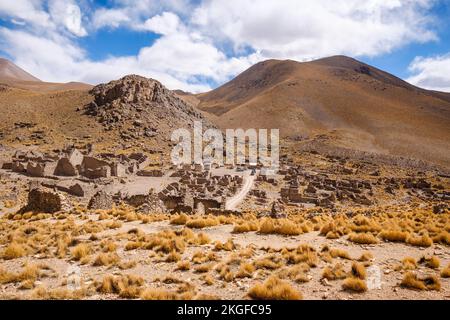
<box><xmin>259</xmin><ymin>218</ymin><xmax>301</xmax><ymax>236</ymax></box>
<box><xmin>166</xmin><ymin>250</ymin><xmax>181</xmax><ymax>263</ymax></box>
<box><xmin>235</xmin><ymin>262</ymin><xmax>256</xmax><ymax>278</ymax></box>
<box><xmin>96</xmin><ymin>274</ymin><xmax>144</xmax><ymax>298</ymax></box>
<box><xmin>254</xmin><ymin>255</ymin><xmax>284</xmax><ymax>270</ymax></box>
<box><xmin>350</xmin><ymin>262</ymin><xmax>367</xmax><ymax>280</ymax></box>
<box><xmin>329</xmin><ymin>248</ymin><xmax>351</xmax><ymax>260</ymax></box>
<box><xmin>71</xmin><ymin>243</ymin><xmax>91</xmax><ymax>261</ymax></box>
<box><xmin>202</xmin><ymin>274</ymin><xmax>215</xmax><ymax>286</ymax></box>
<box><xmin>140</xmin><ymin>287</ymin><xmax>193</xmax><ymax>300</ymax></box>
<box><xmin>100</xmin><ymin>240</ymin><xmax>117</xmax><ymax>253</ymax></box>
<box><xmin>419</xmin><ymin>256</ymin><xmax>440</xmax><ymax>269</ymax></box>
<box><xmin>233</xmin><ymin>221</ymin><xmax>259</xmax><ymax>233</ymax></box>
<box><xmin>342</xmin><ymin>277</ymin><xmax>368</xmax><ymax>293</ymax></box>
<box><xmin>283</xmin><ymin>245</ymin><xmax>318</xmax><ymax>267</ymax></box>
<box><xmin>214</xmin><ymin>239</ymin><xmax>236</xmax><ymax>251</ymax></box>
<box><xmin>175</xmin><ymin>261</ymin><xmax>191</xmax><ymax>271</ymax></box>
<box><xmin>32</xmin><ymin>286</ymin><xmax>87</xmax><ymax>300</ymax></box>
<box><xmin>379</xmin><ymin>230</ymin><xmax>409</xmax><ymax>243</ymax></box>
<box><xmin>92</xmin><ymin>253</ymin><xmax>120</xmax><ymax>267</ymax></box>
<box><xmin>358</xmin><ymin>252</ymin><xmax>373</xmax><ymax>262</ymax></box>
<box><xmin>401</xmin><ymin>272</ymin><xmax>441</xmax><ymax>291</ymax></box>
<box><xmin>348</xmin><ymin>233</ymin><xmax>379</xmax><ymax>245</ymax></box>
<box><xmin>432</xmin><ymin>231</ymin><xmax>450</xmax><ymax>246</ymax></box>
<box><xmin>248</xmin><ymin>276</ymin><xmax>302</xmax><ymax>300</ymax></box>
<box><xmin>441</xmin><ymin>264</ymin><xmax>450</xmax><ymax>278</ymax></box>
<box><xmin>402</xmin><ymin>257</ymin><xmax>417</xmax><ymax>270</ymax></box>
<box><xmin>0</xmin><ymin>263</ymin><xmax>40</xmax><ymax>284</ymax></box>
<box><xmin>406</xmin><ymin>234</ymin><xmax>433</xmax><ymax>247</ymax></box>
<box><xmin>1</xmin><ymin>242</ymin><xmax>26</xmax><ymax>260</ymax></box>
<box><xmin>276</xmin><ymin>264</ymin><xmax>310</xmax><ymax>283</ymax></box>
<box><xmin>194</xmin><ymin>263</ymin><xmax>213</xmax><ymax>274</ymax></box>
<box><xmin>321</xmin><ymin>263</ymin><xmax>347</xmax><ymax>281</ymax></box>
<box><xmin>186</xmin><ymin>217</ymin><xmax>219</xmax><ymax>229</ymax></box>
<box><xmin>170</xmin><ymin>213</ymin><xmax>188</xmax><ymax>225</ymax></box>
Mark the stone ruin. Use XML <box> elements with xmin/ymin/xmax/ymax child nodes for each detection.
<box><xmin>156</xmin><ymin>166</ymin><xmax>245</xmax><ymax>214</ymax></box>
<box><xmin>280</xmin><ymin>166</ymin><xmax>373</xmax><ymax>208</ymax></box>
<box><xmin>18</xmin><ymin>187</ymin><xmax>71</xmax><ymax>214</ymax></box>
<box><xmin>2</xmin><ymin>148</ymin><xmax>152</xmax><ymax>181</ymax></box>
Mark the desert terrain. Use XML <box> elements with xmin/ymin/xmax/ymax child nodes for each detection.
<box><xmin>0</xmin><ymin>57</ymin><xmax>449</xmax><ymax>300</ymax></box>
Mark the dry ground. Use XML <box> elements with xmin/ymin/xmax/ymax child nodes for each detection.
<box><xmin>0</xmin><ymin>206</ymin><xmax>448</xmax><ymax>300</ymax></box>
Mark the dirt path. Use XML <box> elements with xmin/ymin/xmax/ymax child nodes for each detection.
<box><xmin>226</xmin><ymin>172</ymin><xmax>256</xmax><ymax>210</ymax></box>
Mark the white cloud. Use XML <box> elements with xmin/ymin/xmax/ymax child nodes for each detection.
<box><xmin>0</xmin><ymin>0</ymin><xmax>87</xmax><ymax>37</ymax></box>
<box><xmin>191</xmin><ymin>0</ymin><xmax>437</xmax><ymax>60</ymax></box>
<box><xmin>407</xmin><ymin>54</ymin><xmax>450</xmax><ymax>92</ymax></box>
<box><xmin>92</xmin><ymin>8</ymin><xmax>130</xmax><ymax>29</ymax></box>
<box><xmin>141</xmin><ymin>12</ymin><xmax>181</xmax><ymax>35</ymax></box>
<box><xmin>0</xmin><ymin>26</ymin><xmax>217</xmax><ymax>93</ymax></box>
<box><xmin>1</xmin><ymin>0</ymin><xmax>447</xmax><ymax>92</ymax></box>
<box><xmin>0</xmin><ymin>0</ymin><xmax>50</xmax><ymax>28</ymax></box>
<box><xmin>48</xmin><ymin>0</ymin><xmax>87</xmax><ymax>37</ymax></box>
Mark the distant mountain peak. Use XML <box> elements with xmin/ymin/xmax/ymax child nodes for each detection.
<box><xmin>0</xmin><ymin>58</ymin><xmax>41</xmax><ymax>82</ymax></box>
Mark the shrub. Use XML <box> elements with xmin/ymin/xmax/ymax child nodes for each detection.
<box><xmin>71</xmin><ymin>243</ymin><xmax>91</xmax><ymax>261</ymax></box>
<box><xmin>350</xmin><ymin>262</ymin><xmax>367</xmax><ymax>280</ymax></box>
<box><xmin>379</xmin><ymin>230</ymin><xmax>409</xmax><ymax>243</ymax></box>
<box><xmin>441</xmin><ymin>264</ymin><xmax>450</xmax><ymax>278</ymax></box>
<box><xmin>92</xmin><ymin>253</ymin><xmax>120</xmax><ymax>266</ymax></box>
<box><xmin>406</xmin><ymin>234</ymin><xmax>433</xmax><ymax>247</ymax></box>
<box><xmin>342</xmin><ymin>277</ymin><xmax>368</xmax><ymax>293</ymax></box>
<box><xmin>401</xmin><ymin>272</ymin><xmax>426</xmax><ymax>290</ymax></box>
<box><xmin>321</xmin><ymin>263</ymin><xmax>347</xmax><ymax>281</ymax></box>
<box><xmin>170</xmin><ymin>214</ymin><xmax>188</xmax><ymax>225</ymax></box>
<box><xmin>1</xmin><ymin>242</ymin><xmax>26</xmax><ymax>260</ymax></box>
<box><xmin>348</xmin><ymin>233</ymin><xmax>379</xmax><ymax>245</ymax></box>
<box><xmin>418</xmin><ymin>256</ymin><xmax>440</xmax><ymax>269</ymax></box>
<box><xmin>175</xmin><ymin>261</ymin><xmax>191</xmax><ymax>271</ymax></box>
<box><xmin>248</xmin><ymin>276</ymin><xmax>302</xmax><ymax>300</ymax></box>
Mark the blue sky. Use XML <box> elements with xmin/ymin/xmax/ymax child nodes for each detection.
<box><xmin>1</xmin><ymin>0</ymin><xmax>450</xmax><ymax>92</ymax></box>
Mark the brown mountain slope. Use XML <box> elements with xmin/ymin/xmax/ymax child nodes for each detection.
<box><xmin>197</xmin><ymin>56</ymin><xmax>450</xmax><ymax>167</ymax></box>
<box><xmin>0</xmin><ymin>75</ymin><xmax>213</xmax><ymax>158</ymax></box>
<box><xmin>0</xmin><ymin>58</ymin><xmax>91</xmax><ymax>92</ymax></box>
<box><xmin>0</xmin><ymin>58</ymin><xmax>41</xmax><ymax>82</ymax></box>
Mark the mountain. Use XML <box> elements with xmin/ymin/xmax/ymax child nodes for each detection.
<box><xmin>0</xmin><ymin>57</ymin><xmax>91</xmax><ymax>92</ymax></box>
<box><xmin>197</xmin><ymin>56</ymin><xmax>450</xmax><ymax>167</ymax></box>
<box><xmin>0</xmin><ymin>58</ymin><xmax>41</xmax><ymax>82</ymax></box>
<box><xmin>0</xmin><ymin>74</ymin><xmax>213</xmax><ymax>156</ymax></box>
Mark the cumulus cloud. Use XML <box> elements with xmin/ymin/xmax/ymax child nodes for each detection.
<box><xmin>92</xmin><ymin>8</ymin><xmax>130</xmax><ymax>29</ymax></box>
<box><xmin>0</xmin><ymin>0</ymin><xmax>50</xmax><ymax>28</ymax></box>
<box><xmin>191</xmin><ymin>0</ymin><xmax>437</xmax><ymax>60</ymax></box>
<box><xmin>48</xmin><ymin>0</ymin><xmax>87</xmax><ymax>37</ymax></box>
<box><xmin>407</xmin><ymin>54</ymin><xmax>450</xmax><ymax>92</ymax></box>
<box><xmin>141</xmin><ymin>12</ymin><xmax>181</xmax><ymax>35</ymax></box>
<box><xmin>0</xmin><ymin>26</ymin><xmax>220</xmax><ymax>92</ymax></box>
<box><xmin>0</xmin><ymin>0</ymin><xmax>447</xmax><ymax>92</ymax></box>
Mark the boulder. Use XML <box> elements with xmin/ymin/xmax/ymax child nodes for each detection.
<box><xmin>69</xmin><ymin>183</ymin><xmax>85</xmax><ymax>197</ymax></box>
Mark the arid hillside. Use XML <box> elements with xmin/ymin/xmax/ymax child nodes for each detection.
<box><xmin>0</xmin><ymin>61</ymin><xmax>212</xmax><ymax>157</ymax></box>
<box><xmin>0</xmin><ymin>58</ymin><xmax>41</xmax><ymax>82</ymax></box>
<box><xmin>197</xmin><ymin>56</ymin><xmax>450</xmax><ymax>167</ymax></box>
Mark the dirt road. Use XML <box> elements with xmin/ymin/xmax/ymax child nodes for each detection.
<box><xmin>225</xmin><ymin>172</ymin><xmax>256</xmax><ymax>210</ymax></box>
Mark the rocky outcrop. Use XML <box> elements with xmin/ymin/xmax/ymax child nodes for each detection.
<box><xmin>84</xmin><ymin>75</ymin><xmax>215</xmax><ymax>140</ymax></box>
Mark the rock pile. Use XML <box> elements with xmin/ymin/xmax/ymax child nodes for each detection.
<box><xmin>84</xmin><ymin>75</ymin><xmax>214</xmax><ymax>139</ymax></box>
